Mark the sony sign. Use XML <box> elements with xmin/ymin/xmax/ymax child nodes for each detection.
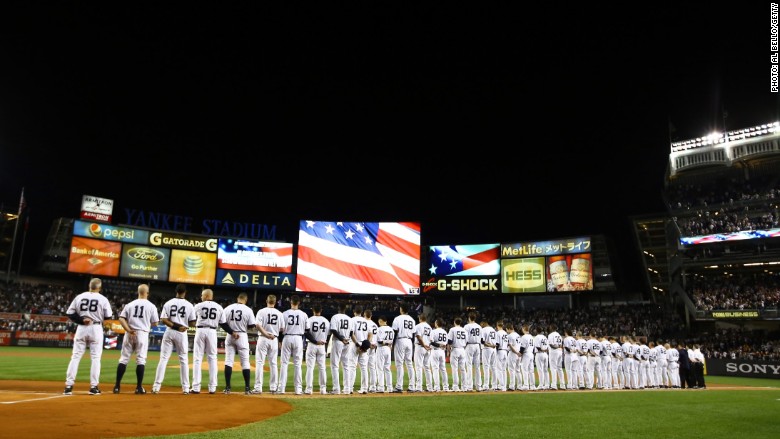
<box><xmin>725</xmin><ymin>362</ymin><xmax>780</xmax><ymax>375</ymax></box>
<box><xmin>706</xmin><ymin>357</ymin><xmax>780</xmax><ymax>379</ymax></box>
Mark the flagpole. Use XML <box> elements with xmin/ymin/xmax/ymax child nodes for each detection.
<box><xmin>5</xmin><ymin>187</ymin><xmax>24</xmax><ymax>284</ymax></box>
<box><xmin>16</xmin><ymin>216</ymin><xmax>29</xmax><ymax>279</ymax></box>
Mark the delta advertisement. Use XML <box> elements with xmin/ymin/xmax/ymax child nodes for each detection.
<box><xmin>214</xmin><ymin>238</ymin><xmax>295</xmax><ymax>289</ymax></box>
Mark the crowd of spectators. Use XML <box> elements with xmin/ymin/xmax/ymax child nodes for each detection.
<box><xmin>686</xmin><ymin>271</ymin><xmax>780</xmax><ymax>311</ymax></box>
<box><xmin>665</xmin><ymin>174</ymin><xmax>779</xmax><ymax>237</ymax></box>
<box><xmin>691</xmin><ymin>327</ymin><xmax>780</xmax><ymax>361</ymax></box>
<box><xmin>2</xmin><ymin>278</ymin><xmax>779</xmax><ymax>362</ymax></box>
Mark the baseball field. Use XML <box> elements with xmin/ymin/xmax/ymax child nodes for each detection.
<box><xmin>0</xmin><ymin>346</ymin><xmax>778</xmax><ymax>439</ymax></box>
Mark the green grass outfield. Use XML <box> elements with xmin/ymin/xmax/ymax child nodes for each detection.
<box><xmin>1</xmin><ymin>346</ymin><xmax>779</xmax><ymax>439</ymax></box>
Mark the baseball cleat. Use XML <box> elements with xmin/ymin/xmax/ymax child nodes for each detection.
<box><xmin>89</xmin><ymin>386</ymin><xmax>102</xmax><ymax>395</ymax></box>
<box><xmin>223</xmin><ymin>387</ymin><xmax>231</xmax><ymax>394</ymax></box>
<box><xmin>189</xmin><ymin>390</ymin><xmax>200</xmax><ymax>394</ymax></box>
<box><xmin>113</xmin><ymin>386</ymin><xmax>120</xmax><ymax>394</ymax></box>
<box><xmin>135</xmin><ymin>387</ymin><xmax>146</xmax><ymax>395</ymax></box>
<box><xmin>244</xmin><ymin>387</ymin><xmax>251</xmax><ymax>395</ymax></box>
<box><xmin>63</xmin><ymin>386</ymin><xmax>73</xmax><ymax>395</ymax></box>
<box><xmin>249</xmin><ymin>389</ymin><xmax>262</xmax><ymax>395</ymax></box>
<box><xmin>151</xmin><ymin>389</ymin><xmax>159</xmax><ymax>394</ymax></box>
<box><xmin>182</xmin><ymin>390</ymin><xmax>189</xmax><ymax>395</ymax></box>
<box><xmin>208</xmin><ymin>390</ymin><xmax>216</xmax><ymax>394</ymax></box>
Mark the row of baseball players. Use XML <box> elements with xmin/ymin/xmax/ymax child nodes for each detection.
<box><xmin>60</xmin><ymin>278</ymin><xmax>686</xmax><ymax>396</ymax></box>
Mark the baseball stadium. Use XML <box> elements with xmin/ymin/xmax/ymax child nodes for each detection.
<box><xmin>1</xmin><ymin>121</ymin><xmax>779</xmax><ymax>438</ymax></box>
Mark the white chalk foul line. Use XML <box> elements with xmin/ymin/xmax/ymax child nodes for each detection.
<box><xmin>1</xmin><ymin>394</ymin><xmax>71</xmax><ymax>404</ymax></box>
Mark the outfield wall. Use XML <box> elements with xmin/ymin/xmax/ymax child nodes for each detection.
<box><xmin>706</xmin><ymin>358</ymin><xmax>780</xmax><ymax>379</ymax></box>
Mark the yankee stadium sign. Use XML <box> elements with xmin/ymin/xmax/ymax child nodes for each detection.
<box><xmin>122</xmin><ymin>208</ymin><xmax>280</xmax><ymax>240</ymax></box>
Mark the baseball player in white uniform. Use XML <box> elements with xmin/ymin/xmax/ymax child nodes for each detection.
<box><xmin>328</xmin><ymin>302</ymin><xmax>352</xmax><ymax>395</ymax></box>
<box><xmin>374</xmin><ymin>315</ymin><xmax>395</xmax><ymax>392</ymax></box>
<box><xmin>506</xmin><ymin>323</ymin><xmax>522</xmax><ymax>391</ymax></box>
<box><xmin>480</xmin><ymin>320</ymin><xmax>497</xmax><ymax>391</ymax></box>
<box><xmin>429</xmin><ymin>318</ymin><xmax>449</xmax><ymax>392</ymax></box>
<box><xmin>364</xmin><ymin>308</ymin><xmax>379</xmax><ymax>393</ymax></box>
<box><xmin>665</xmin><ymin>342</ymin><xmax>680</xmax><ymax>388</ymax></box>
<box><xmin>575</xmin><ymin>332</ymin><xmax>588</xmax><ymax>389</ymax></box>
<box><xmin>278</xmin><ymin>294</ymin><xmax>308</xmax><ymax>395</ymax></box>
<box><xmin>392</xmin><ymin>303</ymin><xmax>416</xmax><ymax>392</ymax></box>
<box><xmin>113</xmin><ymin>283</ymin><xmax>159</xmax><ymax>394</ymax></box>
<box><xmin>463</xmin><ymin>312</ymin><xmax>482</xmax><ymax>392</ymax></box>
<box><xmin>519</xmin><ymin>324</ymin><xmax>535</xmax><ymax>391</ymax></box>
<box><xmin>547</xmin><ymin>324</ymin><xmax>564</xmax><ymax>391</ymax></box>
<box><xmin>344</xmin><ymin>304</ymin><xmax>370</xmax><ymax>395</ymax></box>
<box><xmin>63</xmin><ymin>277</ymin><xmax>113</xmax><ymax>395</ymax></box>
<box><xmin>585</xmin><ymin>332</ymin><xmax>602</xmax><ymax>390</ymax></box>
<box><xmin>252</xmin><ymin>294</ymin><xmax>285</xmax><ymax>394</ymax></box>
<box><xmin>533</xmin><ymin>326</ymin><xmax>550</xmax><ymax>390</ymax></box>
<box><xmin>304</xmin><ymin>302</ymin><xmax>330</xmax><ymax>395</ymax></box>
<box><xmin>599</xmin><ymin>335</ymin><xmax>612</xmax><ymax>389</ymax></box>
<box><xmin>638</xmin><ymin>340</ymin><xmax>650</xmax><ymax>389</ymax></box>
<box><xmin>152</xmin><ymin>284</ymin><xmax>196</xmax><ymax>394</ymax></box>
<box><xmin>191</xmin><ymin>289</ymin><xmax>224</xmax><ymax>394</ymax></box>
<box><xmin>413</xmin><ymin>313</ymin><xmax>433</xmax><ymax>392</ymax></box>
<box><xmin>562</xmin><ymin>327</ymin><xmax>580</xmax><ymax>390</ymax></box>
<box><xmin>647</xmin><ymin>341</ymin><xmax>658</xmax><ymax>388</ymax></box>
<box><xmin>621</xmin><ymin>336</ymin><xmax>638</xmax><ymax>389</ymax></box>
<box><xmin>447</xmin><ymin>317</ymin><xmax>467</xmax><ymax>392</ymax></box>
<box><xmin>219</xmin><ymin>292</ymin><xmax>256</xmax><ymax>394</ymax></box>
<box><xmin>655</xmin><ymin>340</ymin><xmax>669</xmax><ymax>388</ymax></box>
<box><xmin>494</xmin><ymin>320</ymin><xmax>508</xmax><ymax>391</ymax></box>
<box><xmin>609</xmin><ymin>336</ymin><xmax>624</xmax><ymax>390</ymax></box>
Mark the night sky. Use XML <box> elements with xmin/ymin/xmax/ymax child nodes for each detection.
<box><xmin>2</xmin><ymin>3</ymin><xmax>779</xmax><ymax>290</ymax></box>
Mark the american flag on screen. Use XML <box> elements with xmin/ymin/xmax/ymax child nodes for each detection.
<box><xmin>428</xmin><ymin>244</ymin><xmax>500</xmax><ymax>276</ymax></box>
<box><xmin>296</xmin><ymin>220</ymin><xmax>421</xmax><ymax>295</ymax></box>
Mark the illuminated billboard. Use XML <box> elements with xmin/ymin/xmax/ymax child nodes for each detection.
<box><xmin>168</xmin><ymin>249</ymin><xmax>217</xmax><ymax>285</ymax></box>
<box><xmin>119</xmin><ymin>245</ymin><xmax>171</xmax><ymax>281</ymax></box>
<box><xmin>73</xmin><ymin>220</ymin><xmax>149</xmax><ymax>244</ymax></box>
<box><xmin>501</xmin><ymin>257</ymin><xmax>546</xmax><ymax>293</ymax></box>
<box><xmin>67</xmin><ymin>236</ymin><xmax>121</xmax><ymax>277</ymax></box>
<box><xmin>296</xmin><ymin>220</ymin><xmax>421</xmax><ymax>295</ymax></box>
<box><xmin>422</xmin><ymin>243</ymin><xmax>500</xmax><ymax>293</ymax></box>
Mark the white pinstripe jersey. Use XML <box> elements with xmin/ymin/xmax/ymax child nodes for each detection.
<box><xmin>282</xmin><ymin>308</ymin><xmax>307</xmax><ymax>336</ymax></box>
<box><xmin>194</xmin><ymin>300</ymin><xmax>224</xmax><ymax>328</ymax></box>
<box><xmin>220</xmin><ymin>303</ymin><xmax>256</xmax><ymax>332</ymax></box>
<box><xmin>306</xmin><ymin>315</ymin><xmax>330</xmax><ymax>344</ymax></box>
<box><xmin>413</xmin><ymin>321</ymin><xmax>432</xmax><ymax>346</ymax></box>
<box><xmin>463</xmin><ymin>322</ymin><xmax>481</xmax><ymax>344</ymax></box>
<box><xmin>392</xmin><ymin>314</ymin><xmax>416</xmax><ymax>339</ymax></box>
<box><xmin>67</xmin><ymin>291</ymin><xmax>113</xmax><ymax>323</ymax></box>
<box><xmin>375</xmin><ymin>324</ymin><xmax>395</xmax><ymax>347</ymax></box>
<box><xmin>119</xmin><ymin>298</ymin><xmax>159</xmax><ymax>331</ymax></box>
<box><xmin>495</xmin><ymin>329</ymin><xmax>508</xmax><ymax>350</ymax></box>
<box><xmin>160</xmin><ymin>297</ymin><xmax>195</xmax><ymax>327</ymax></box>
<box><xmin>350</xmin><ymin>315</ymin><xmax>370</xmax><ymax>343</ymax></box>
<box><xmin>256</xmin><ymin>306</ymin><xmax>285</xmax><ymax>337</ymax></box>
<box><xmin>330</xmin><ymin>312</ymin><xmax>352</xmax><ymax>341</ymax></box>
<box><xmin>447</xmin><ymin>325</ymin><xmax>467</xmax><ymax>349</ymax></box>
